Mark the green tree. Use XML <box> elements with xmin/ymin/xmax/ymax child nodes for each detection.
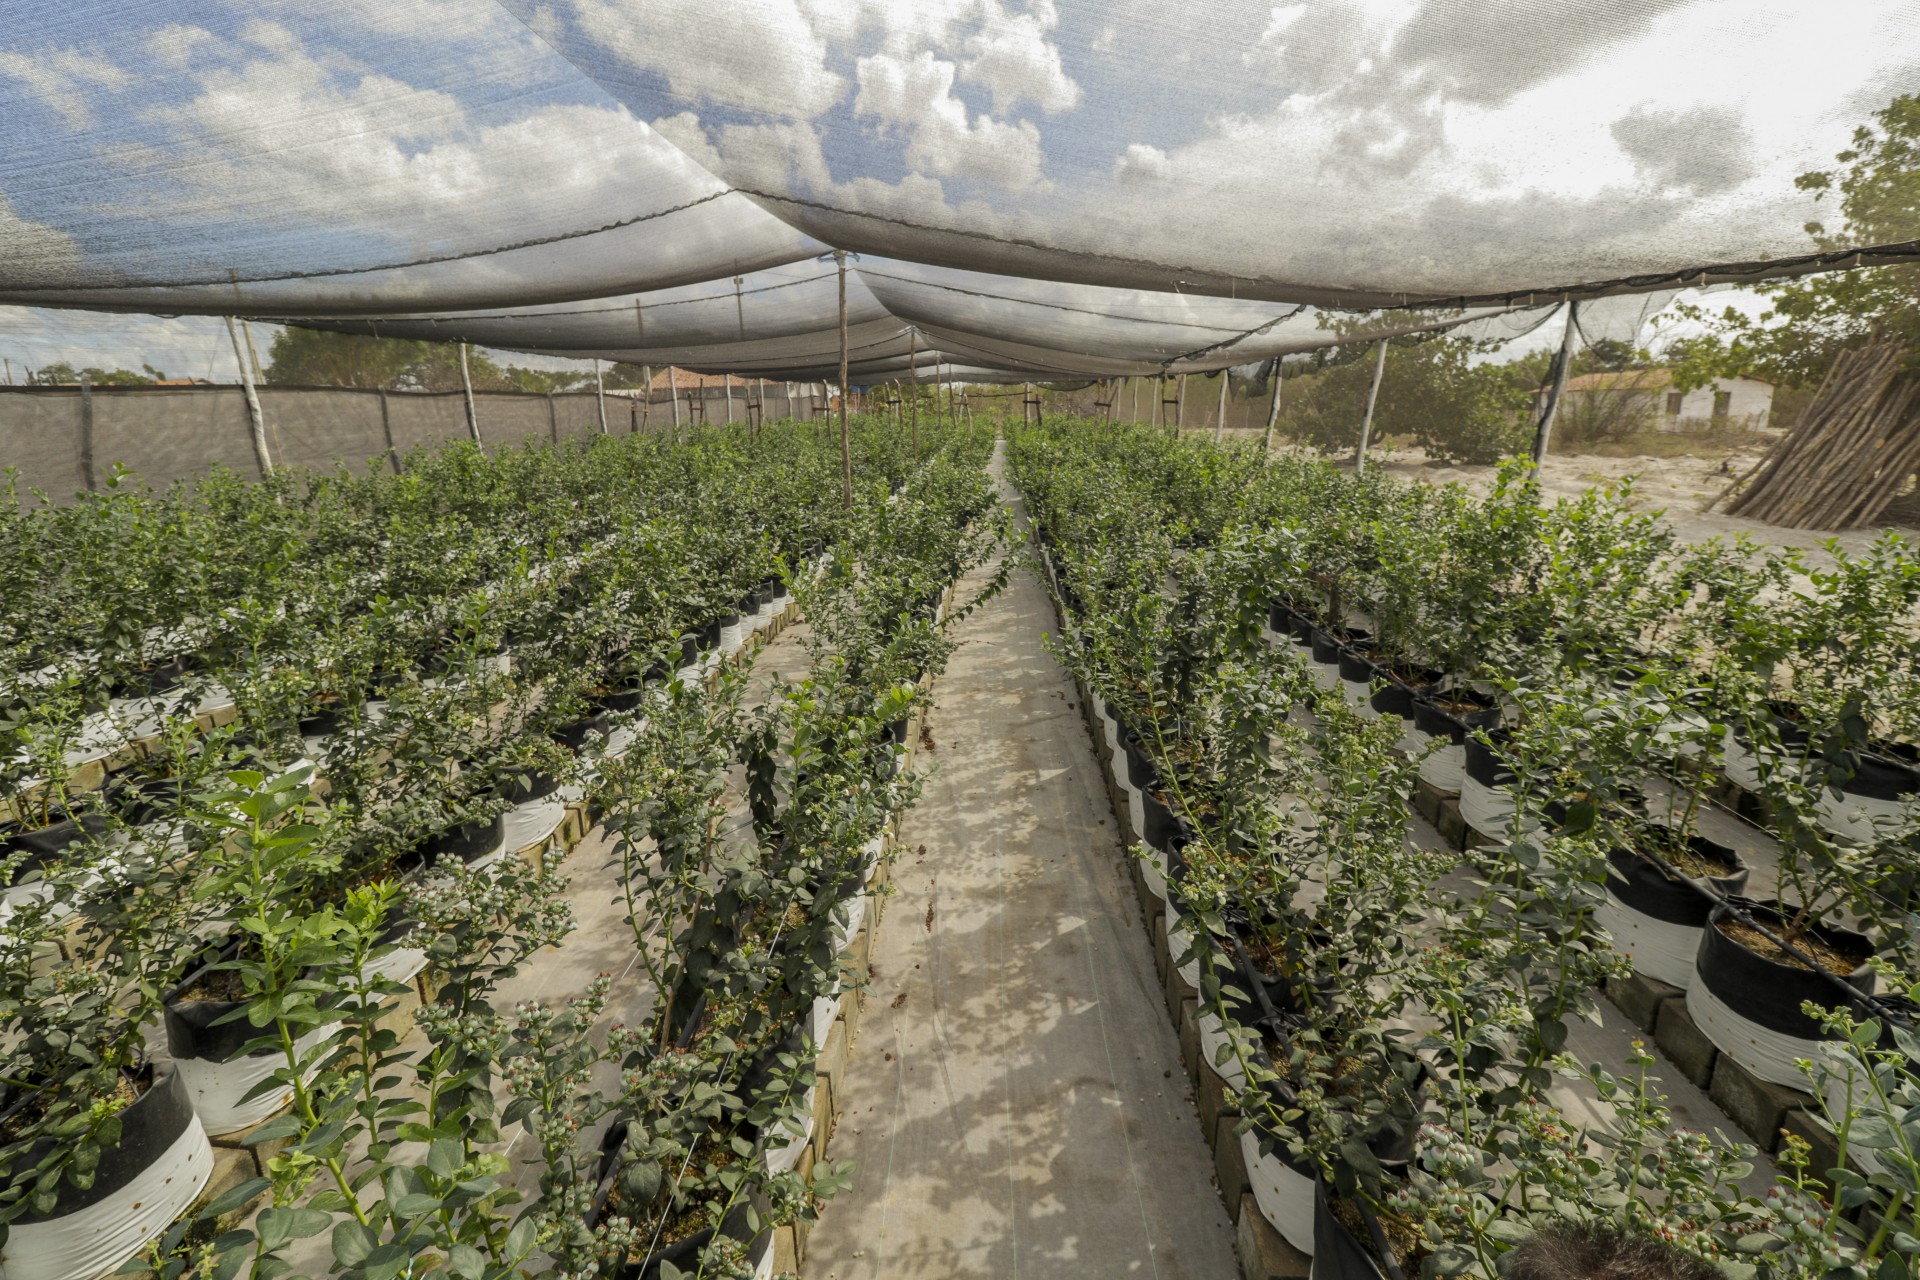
<box><xmin>265</xmin><ymin>327</ymin><xmax>596</xmax><ymax>393</ymax></box>
<box><xmin>1667</xmin><ymin>94</ymin><xmax>1920</xmax><ymax>392</ymax></box>
<box><xmin>29</xmin><ymin>361</ymin><xmax>157</xmax><ymax>386</ymax></box>
<box><xmin>1280</xmin><ymin>334</ymin><xmax>1532</xmax><ymax>464</ymax></box>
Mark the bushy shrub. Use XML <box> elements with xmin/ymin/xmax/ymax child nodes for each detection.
<box><xmin>1279</xmin><ymin>336</ymin><xmax>1531</xmax><ymax>464</ymax></box>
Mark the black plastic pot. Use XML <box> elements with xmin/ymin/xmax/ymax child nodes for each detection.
<box><xmin>1605</xmin><ymin>840</ymin><xmax>1747</xmax><ymax>928</ymax></box>
<box><xmin>1335</xmin><ymin>646</ymin><xmax>1379</xmax><ymax>686</ymax></box>
<box><xmin>164</xmin><ymin>952</ymin><xmax>267</xmax><ymax>1065</ymax></box>
<box><xmin>1409</xmin><ymin>687</ymin><xmax>1499</xmax><ymax>744</ymax></box>
<box><xmin>1268</xmin><ymin>601</ymin><xmax>1315</xmax><ymax>642</ymax></box>
<box><xmin>1141</xmin><ymin>787</ymin><xmax>1190</xmax><ymax>854</ymax></box>
<box><xmin>1367</xmin><ymin>665</ymin><xmax>1442</xmax><ymax>720</ymax></box>
<box><xmin>587</xmin><ymin>1123</ymin><xmax>757</xmax><ymax>1280</ymax></box>
<box><xmin>3</xmin><ymin>808</ymin><xmax>111</xmax><ymax>861</ymax></box>
<box><xmin>551</xmin><ymin>711</ymin><xmax>614</xmax><ymax>752</ymax></box>
<box><xmin>298</xmin><ymin>705</ymin><xmax>348</xmax><ymax>739</ymax></box>
<box><xmin>497</xmin><ymin>771</ymin><xmax>563</xmax><ymax>806</ymax></box>
<box><xmin>696</xmin><ymin>619</ymin><xmax>723</xmax><ymax>651</ymax></box>
<box><xmin>4</xmin><ymin>1065</ymin><xmax>197</xmax><ymax>1223</ymax></box>
<box><xmin>410</xmin><ymin>815</ymin><xmax>507</xmax><ymax>870</ymax></box>
<box><xmin>1462</xmin><ymin>730</ymin><xmax>1515</xmax><ymax>790</ymax></box>
<box><xmin>120</xmin><ymin>655</ymin><xmax>192</xmax><ymax>699</ymax></box>
<box><xmin>679</xmin><ymin>635</ymin><xmax>700</xmax><ymax>667</ymax></box>
<box><xmin>1312</xmin><ymin>1179</ymin><xmax>1395</xmax><ymax>1280</ymax></box>
<box><xmin>1309</xmin><ymin>626</ymin><xmax>1369</xmax><ymax>666</ymax></box>
<box><xmin>593</xmin><ymin>683</ymin><xmax>648</xmax><ymax>714</ymax></box>
<box><xmin>110</xmin><ymin>777</ymin><xmax>189</xmax><ymax>828</ymax></box>
<box><xmin>1834</xmin><ymin>743</ymin><xmax>1920</xmax><ymax>803</ymax></box>
<box><xmin>1695</xmin><ymin>899</ymin><xmax>1877</xmax><ymax>1042</ymax></box>
<box><xmin>1119</xmin><ymin>726</ymin><xmax>1159</xmax><ymax>791</ymax></box>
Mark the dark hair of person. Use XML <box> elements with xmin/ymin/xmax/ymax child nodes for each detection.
<box><xmin>1502</xmin><ymin>1223</ymin><xmax>1722</xmax><ymax>1280</ymax></box>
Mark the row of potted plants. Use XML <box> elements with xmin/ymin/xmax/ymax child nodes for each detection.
<box><xmin>1009</xmin><ymin>414</ymin><xmax>1920</xmax><ymax>1280</ymax></box>
<box><xmin>0</xmin><ymin>415</ymin><xmax>1006</xmax><ymax>1280</ymax></box>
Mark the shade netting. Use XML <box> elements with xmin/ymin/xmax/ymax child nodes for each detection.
<box><xmin>0</xmin><ymin>0</ymin><xmax>1913</xmax><ymax>375</ymax></box>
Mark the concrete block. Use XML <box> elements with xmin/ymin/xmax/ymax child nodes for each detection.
<box><xmin>1781</xmin><ymin>1108</ymin><xmax>1844</xmax><ymax>1180</ymax></box>
<box><xmin>1435</xmin><ymin>800</ymin><xmax>1470</xmax><ymax>851</ymax></box>
<box><xmin>216</xmin><ymin>1113</ymin><xmax>295</xmax><ymax>1173</ymax></box>
<box><xmin>1164</xmin><ymin>943</ymin><xmax>1198</xmax><ymax>1026</ymax></box>
<box><xmin>1607</xmin><ymin>971</ymin><xmax>1683</xmax><ymax>1035</ymax></box>
<box><xmin>841</xmin><ymin>975</ymin><xmax>863</xmax><ymax>1045</ymax></box>
<box><xmin>1411</xmin><ymin>779</ymin><xmax>1447</xmax><ymax>828</ymax></box>
<box><xmin>1215</xmin><ymin>1116</ymin><xmax>1251</xmax><ymax>1223</ymax></box>
<box><xmin>817</xmin><ymin>1014</ymin><xmax>851</xmax><ymax>1088</ymax></box>
<box><xmin>206</xmin><ymin>1140</ymin><xmax>260</xmax><ymax>1211</ymax></box>
<box><xmin>1711</xmin><ymin>1052</ymin><xmax>1815</xmax><ymax>1152</ymax></box>
<box><xmin>812</xmin><ymin>1075</ymin><xmax>837</xmax><ymax>1162</ymax></box>
<box><xmin>1197</xmin><ymin>1060</ymin><xmax>1241</xmax><ymax>1138</ymax></box>
<box><xmin>772</xmin><ymin>1224</ymin><xmax>799</xmax><ymax>1277</ymax></box>
<box><xmin>792</xmin><ymin>1202</ymin><xmax>811</xmax><ymax>1267</ymax></box>
<box><xmin>1654</xmin><ymin>998</ymin><xmax>1718</xmax><ymax>1088</ymax></box>
<box><xmin>1152</xmin><ymin>914</ymin><xmax>1170</xmax><ymax>988</ymax></box>
<box><xmin>1235</xmin><ymin>1193</ymin><xmax>1312</xmax><ymax>1280</ymax></box>
<box><xmin>1179</xmin><ymin>999</ymin><xmax>1202</xmax><ymax>1095</ymax></box>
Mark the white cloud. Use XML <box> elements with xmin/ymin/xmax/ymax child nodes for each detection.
<box><xmin>569</xmin><ymin>0</ymin><xmax>844</xmax><ymax>118</ymax></box>
<box><xmin>1092</xmin><ymin>25</ymin><xmax>1117</xmax><ymax>54</ymax></box>
<box><xmin>855</xmin><ymin>50</ymin><xmax>1048</xmax><ymax>190</ymax></box>
<box><xmin>1113</xmin><ymin>142</ymin><xmax>1172</xmax><ymax>184</ymax></box>
<box><xmin>0</xmin><ymin>47</ymin><xmax>130</xmax><ymax>130</ymax></box>
<box><xmin>962</xmin><ymin>2</ymin><xmax>1081</xmax><ymax>116</ymax></box>
<box><xmin>0</xmin><ymin>196</ymin><xmax>85</xmax><ymax>284</ymax></box>
<box><xmin>650</xmin><ymin>111</ymin><xmax>725</xmax><ymax>174</ymax></box>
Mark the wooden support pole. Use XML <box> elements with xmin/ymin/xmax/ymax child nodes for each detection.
<box><xmin>241</xmin><ymin>320</ymin><xmax>265</xmax><ymax>385</ymax></box>
<box><xmin>1354</xmin><ymin>338</ymin><xmax>1388</xmax><ymax>475</ymax></box>
<box><xmin>669</xmin><ymin>366</ymin><xmax>682</xmax><ymax>429</ymax></box>
<box><xmin>836</xmin><ymin>249</ymin><xmax>852</xmax><ymax>509</ymax></box>
<box><xmin>1263</xmin><ymin>360</ymin><xmax>1283</xmax><ymax>452</ymax></box>
<box><xmin>458</xmin><ymin>342</ymin><xmax>482</xmax><ymax>450</ymax></box>
<box><xmin>1532</xmin><ymin>300</ymin><xmax>1580</xmax><ymax>464</ymax></box>
<box><xmin>78</xmin><ymin>374</ymin><xmax>97</xmax><ymax>491</ymax></box>
<box><xmin>593</xmin><ymin>357</ymin><xmax>609</xmax><ymax>435</ymax></box>
<box><xmin>379</xmin><ymin>388</ymin><xmax>399</xmax><ymax>472</ymax></box>
<box><xmin>1176</xmin><ymin>372</ymin><xmax>1187</xmax><ymax>431</ymax></box>
<box><xmin>225</xmin><ymin>315</ymin><xmax>272</xmax><ymax>476</ymax></box>
<box><xmin>725</xmin><ymin>375</ymin><xmax>735</xmax><ymax>425</ymax></box>
<box><xmin>1213</xmin><ymin>370</ymin><xmax>1228</xmax><ymax>441</ymax></box>
<box><xmin>908</xmin><ymin>328</ymin><xmax>920</xmax><ymax>455</ymax></box>
<box><xmin>547</xmin><ymin>391</ymin><xmax>559</xmax><ymax>444</ymax></box>
<box><xmin>640</xmin><ymin>365</ymin><xmax>654</xmax><ymax>433</ymax></box>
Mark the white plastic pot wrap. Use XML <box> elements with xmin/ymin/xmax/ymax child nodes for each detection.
<box><xmin>1418</xmin><ymin>742</ymin><xmax>1466</xmax><ymax>794</ymax></box>
<box><xmin>173</xmin><ymin>1025</ymin><xmax>334</xmax><ymax>1136</ymax></box>
<box><xmin>501</xmin><ymin>797</ymin><xmax>567</xmax><ymax>853</ymax></box>
<box><xmin>811</xmin><ymin>985</ymin><xmax>844</xmax><ymax>1044</ymax></box>
<box><xmin>1195</xmin><ymin>1008</ymin><xmax>1249</xmax><ymax>1090</ymax></box>
<box><xmin>5</xmin><ymin>1077</ymin><xmax>214</xmax><ymax>1280</ymax></box>
<box><xmin>1242</xmin><ymin>1130</ymin><xmax>1317</xmax><ymax>1256</ymax></box>
<box><xmin>1686</xmin><ymin>979</ymin><xmax>1834</xmax><ymax>1090</ymax></box>
<box><xmin>1139</xmin><ymin>842</ymin><xmax>1168</xmax><ymax>900</ymax></box>
<box><xmin>1593</xmin><ymin>893</ymin><xmax>1703</xmax><ymax>991</ymax></box>
<box><xmin>762</xmin><ymin>1090</ymin><xmax>815</xmax><ymax>1176</ymax></box>
<box><xmin>1688</xmin><ymin>902</ymin><xmax>1875</xmax><ymax>1090</ymax></box>
<box><xmin>1167</xmin><ymin>898</ymin><xmax>1202</xmax><ymax>989</ymax></box>
<box><xmin>1339</xmin><ymin>679</ymin><xmax>1377</xmax><ymax>717</ymax></box>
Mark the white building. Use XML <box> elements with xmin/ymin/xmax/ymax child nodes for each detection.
<box><xmin>1560</xmin><ymin>369</ymin><xmax>1774</xmax><ymax>431</ymax></box>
